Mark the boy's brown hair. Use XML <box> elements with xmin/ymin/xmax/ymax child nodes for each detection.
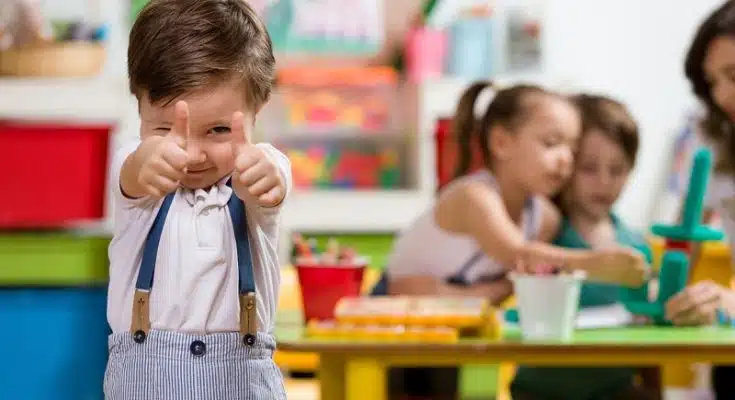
<box><xmin>553</xmin><ymin>94</ymin><xmax>639</xmax><ymax>213</ymax></box>
<box><xmin>573</xmin><ymin>94</ymin><xmax>639</xmax><ymax>166</ymax></box>
<box><xmin>128</xmin><ymin>0</ymin><xmax>275</xmax><ymax>111</ymax></box>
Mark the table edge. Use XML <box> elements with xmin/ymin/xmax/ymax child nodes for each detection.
<box><xmin>277</xmin><ymin>340</ymin><xmax>735</xmax><ymax>355</ymax></box>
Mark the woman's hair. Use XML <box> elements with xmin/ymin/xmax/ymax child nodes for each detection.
<box><xmin>684</xmin><ymin>0</ymin><xmax>735</xmax><ymax>172</ymax></box>
<box><xmin>454</xmin><ymin>81</ymin><xmax>559</xmax><ymax>177</ymax></box>
<box><xmin>573</xmin><ymin>94</ymin><xmax>639</xmax><ymax>166</ymax></box>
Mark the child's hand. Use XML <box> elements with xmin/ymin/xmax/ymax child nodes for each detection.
<box><xmin>137</xmin><ymin>101</ymin><xmax>190</xmax><ymax>198</ymax></box>
<box><xmin>514</xmin><ymin>259</ymin><xmax>559</xmax><ymax>275</ymax></box>
<box><xmin>665</xmin><ymin>281</ymin><xmax>734</xmax><ymax>326</ymax></box>
<box><xmin>579</xmin><ymin>247</ymin><xmax>649</xmax><ymax>287</ymax></box>
<box><xmin>231</xmin><ymin>111</ymin><xmax>286</xmax><ymax>208</ymax></box>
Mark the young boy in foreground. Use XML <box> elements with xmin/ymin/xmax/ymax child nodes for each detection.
<box><xmin>104</xmin><ymin>1</ymin><xmax>290</xmax><ymax>398</ymax></box>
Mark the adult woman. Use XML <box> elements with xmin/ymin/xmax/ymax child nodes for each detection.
<box><xmin>669</xmin><ymin>1</ymin><xmax>735</xmax><ymax>397</ymax></box>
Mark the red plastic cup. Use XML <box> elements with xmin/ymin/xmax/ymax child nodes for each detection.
<box><xmin>296</xmin><ymin>261</ymin><xmax>366</xmax><ymax>323</ymax></box>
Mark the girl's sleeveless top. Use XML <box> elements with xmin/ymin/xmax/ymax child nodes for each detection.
<box><xmin>385</xmin><ymin>169</ymin><xmax>542</xmax><ymax>283</ymax></box>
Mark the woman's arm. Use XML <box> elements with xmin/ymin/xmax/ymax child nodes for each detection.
<box><xmin>436</xmin><ymin>181</ymin><xmax>646</xmax><ymax>286</ymax></box>
<box><xmin>665</xmin><ymin>279</ymin><xmax>735</xmax><ymax>325</ymax></box>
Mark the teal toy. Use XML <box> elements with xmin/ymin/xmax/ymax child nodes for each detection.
<box><xmin>624</xmin><ymin>148</ymin><xmax>724</xmax><ymax>324</ymax></box>
<box><xmin>650</xmin><ymin>149</ymin><xmax>723</xmax><ymax>242</ymax></box>
<box><xmin>656</xmin><ymin>251</ymin><xmax>690</xmax><ymax>303</ymax></box>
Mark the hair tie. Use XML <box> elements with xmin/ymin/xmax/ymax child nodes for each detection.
<box><xmin>473</xmin><ymin>81</ymin><xmax>497</xmax><ymax>117</ymax></box>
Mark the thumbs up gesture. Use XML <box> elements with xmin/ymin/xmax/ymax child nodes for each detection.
<box><xmin>230</xmin><ymin>111</ymin><xmax>286</xmax><ymax>208</ymax></box>
<box><xmin>137</xmin><ymin>100</ymin><xmax>190</xmax><ymax>198</ymax></box>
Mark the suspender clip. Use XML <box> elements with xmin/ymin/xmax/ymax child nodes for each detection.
<box><xmin>240</xmin><ymin>292</ymin><xmax>258</xmax><ymax>346</ymax></box>
<box><xmin>131</xmin><ymin>290</ymin><xmax>151</xmax><ymax>343</ymax></box>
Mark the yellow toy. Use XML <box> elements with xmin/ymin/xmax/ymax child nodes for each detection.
<box><xmin>305</xmin><ymin>296</ymin><xmax>500</xmax><ymax>343</ymax></box>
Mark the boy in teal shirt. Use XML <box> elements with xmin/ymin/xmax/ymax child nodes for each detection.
<box><xmin>510</xmin><ymin>94</ymin><xmax>658</xmax><ymax>400</ymax></box>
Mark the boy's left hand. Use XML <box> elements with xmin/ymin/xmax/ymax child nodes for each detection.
<box><xmin>230</xmin><ymin>111</ymin><xmax>286</xmax><ymax>208</ymax></box>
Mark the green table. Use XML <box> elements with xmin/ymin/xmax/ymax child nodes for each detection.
<box><xmin>276</xmin><ymin>325</ymin><xmax>735</xmax><ymax>400</ymax></box>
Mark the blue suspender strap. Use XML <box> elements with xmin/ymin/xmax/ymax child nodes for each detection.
<box><xmin>130</xmin><ymin>185</ymin><xmax>258</xmax><ymax>346</ymax></box>
<box><xmin>226</xmin><ymin>188</ymin><xmax>258</xmax><ymax>345</ymax></box>
<box><xmin>131</xmin><ymin>193</ymin><xmax>176</xmax><ymax>343</ymax></box>
<box><xmin>136</xmin><ymin>194</ymin><xmax>176</xmax><ymax>291</ymax></box>
<box><xmin>227</xmin><ymin>190</ymin><xmax>256</xmax><ymax>294</ymax></box>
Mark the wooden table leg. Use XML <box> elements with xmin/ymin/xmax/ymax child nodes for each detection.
<box><xmin>345</xmin><ymin>357</ymin><xmax>387</xmax><ymax>400</ymax></box>
<box><xmin>319</xmin><ymin>355</ymin><xmax>345</xmax><ymax>400</ymax></box>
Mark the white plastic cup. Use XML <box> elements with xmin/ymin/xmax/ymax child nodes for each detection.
<box><xmin>510</xmin><ymin>271</ymin><xmax>586</xmax><ymax>341</ymax></box>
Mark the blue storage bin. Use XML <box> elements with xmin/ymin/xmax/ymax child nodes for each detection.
<box><xmin>447</xmin><ymin>17</ymin><xmax>495</xmax><ymax>80</ymax></box>
<box><xmin>0</xmin><ymin>287</ymin><xmax>108</xmax><ymax>400</ymax></box>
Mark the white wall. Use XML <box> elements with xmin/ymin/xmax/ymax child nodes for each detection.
<box><xmin>543</xmin><ymin>0</ymin><xmax>725</xmax><ymax>228</ymax></box>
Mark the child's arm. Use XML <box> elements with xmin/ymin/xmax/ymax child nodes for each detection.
<box><xmin>436</xmin><ymin>181</ymin><xmax>647</xmax><ymax>286</ymax></box>
<box><xmin>240</xmin><ymin>143</ymin><xmax>292</xmax><ymax>213</ymax></box>
<box><xmin>230</xmin><ymin>112</ymin><xmax>289</xmax><ymax>209</ymax></box>
<box><xmin>120</xmin><ymin>101</ymin><xmax>190</xmax><ymax>199</ymax></box>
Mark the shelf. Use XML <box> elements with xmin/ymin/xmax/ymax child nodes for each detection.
<box><xmin>0</xmin><ymin>77</ymin><xmax>132</xmax><ymax>122</ymax></box>
<box><xmin>266</xmin><ymin>130</ymin><xmax>408</xmax><ymax>142</ymax></box>
<box><xmin>0</xmin><ymin>75</ymin><xmax>547</xmax><ymax>123</ymax></box>
<box><xmin>281</xmin><ymin>190</ymin><xmax>432</xmax><ymax>232</ymax></box>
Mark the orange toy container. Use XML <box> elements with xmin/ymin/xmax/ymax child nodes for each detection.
<box><xmin>335</xmin><ymin>296</ymin><xmax>489</xmax><ymax>329</ymax></box>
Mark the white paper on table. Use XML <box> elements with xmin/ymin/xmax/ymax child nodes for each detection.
<box><xmin>502</xmin><ymin>303</ymin><xmax>636</xmax><ymax>330</ymax></box>
<box><xmin>574</xmin><ymin>303</ymin><xmax>634</xmax><ymax>329</ymax></box>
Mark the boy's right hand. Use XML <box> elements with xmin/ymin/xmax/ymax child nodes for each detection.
<box><xmin>136</xmin><ymin>101</ymin><xmax>190</xmax><ymax>198</ymax></box>
<box><xmin>580</xmin><ymin>248</ymin><xmax>649</xmax><ymax>287</ymax></box>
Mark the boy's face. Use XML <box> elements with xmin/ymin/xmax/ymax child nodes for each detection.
<box><xmin>139</xmin><ymin>80</ymin><xmax>255</xmax><ymax>190</ymax></box>
<box><xmin>566</xmin><ymin>130</ymin><xmax>631</xmax><ymax>220</ymax></box>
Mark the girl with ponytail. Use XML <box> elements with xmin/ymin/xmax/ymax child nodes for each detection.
<box><xmin>380</xmin><ymin>81</ymin><xmax>649</xmax><ymax>399</ymax></box>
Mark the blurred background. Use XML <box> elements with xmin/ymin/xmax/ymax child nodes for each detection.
<box><xmin>0</xmin><ymin>0</ymin><xmax>728</xmax><ymax>399</ymax></box>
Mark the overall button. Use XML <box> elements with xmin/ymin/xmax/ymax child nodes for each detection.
<box><xmin>190</xmin><ymin>340</ymin><xmax>206</xmax><ymax>356</ymax></box>
<box><xmin>133</xmin><ymin>330</ymin><xmax>146</xmax><ymax>343</ymax></box>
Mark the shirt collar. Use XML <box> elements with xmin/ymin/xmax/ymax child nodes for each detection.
<box><xmin>181</xmin><ymin>175</ymin><xmax>232</xmax><ymax>207</ymax></box>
